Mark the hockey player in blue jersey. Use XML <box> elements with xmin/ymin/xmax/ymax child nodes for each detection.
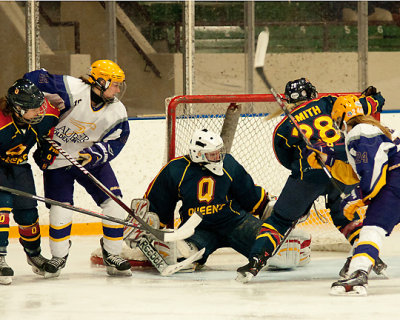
<box><xmin>236</xmin><ymin>78</ymin><xmax>386</xmax><ymax>282</ymax></box>
<box><xmin>318</xmin><ymin>95</ymin><xmax>400</xmax><ymax>296</ymax></box>
<box><xmin>24</xmin><ymin>60</ymin><xmax>132</xmax><ymax>277</ymax></box>
<box><xmin>0</xmin><ymin>79</ymin><xmax>60</xmax><ymax>284</ymax></box>
<box><xmin>124</xmin><ymin>129</ymin><xmax>312</xmax><ymax>272</ymax></box>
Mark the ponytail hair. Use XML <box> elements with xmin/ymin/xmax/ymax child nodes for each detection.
<box><xmin>347</xmin><ymin>115</ymin><xmax>392</xmax><ymax>140</ymax></box>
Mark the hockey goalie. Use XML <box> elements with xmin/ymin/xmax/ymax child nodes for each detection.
<box><xmin>92</xmin><ymin>198</ymin><xmax>311</xmax><ymax>276</ymax></box>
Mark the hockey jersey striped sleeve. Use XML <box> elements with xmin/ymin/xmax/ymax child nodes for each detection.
<box><xmin>23</xmin><ymin>69</ymin><xmax>73</xmax><ymax>113</ymax></box>
<box><xmin>346</xmin><ymin>123</ymin><xmax>399</xmax><ymax>200</ymax></box>
<box><xmin>97</xmin><ymin>117</ymin><xmax>130</xmax><ymax>162</ymax></box>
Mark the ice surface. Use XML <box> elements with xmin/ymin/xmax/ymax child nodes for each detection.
<box><xmin>2</xmin><ymin>234</ymin><xmax>400</xmax><ymax>320</ymax></box>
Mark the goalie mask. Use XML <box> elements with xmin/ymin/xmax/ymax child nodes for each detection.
<box><xmin>331</xmin><ymin>95</ymin><xmax>363</xmax><ymax>132</ymax></box>
<box><xmin>7</xmin><ymin>78</ymin><xmax>46</xmax><ymax>125</ymax></box>
<box><xmin>189</xmin><ymin>129</ymin><xmax>225</xmax><ymax>176</ymax></box>
<box><xmin>284</xmin><ymin>78</ymin><xmax>318</xmax><ymax>104</ymax></box>
<box><xmin>88</xmin><ymin>60</ymin><xmax>126</xmax><ymax>103</ymax></box>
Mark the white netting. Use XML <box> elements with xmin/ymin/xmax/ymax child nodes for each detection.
<box><xmin>166</xmin><ymin>94</ymin><xmax>354</xmax><ymax>251</ymax></box>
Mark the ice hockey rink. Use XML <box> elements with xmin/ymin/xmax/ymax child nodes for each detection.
<box><xmin>2</xmin><ymin>233</ymin><xmax>400</xmax><ymax>320</ymax></box>
<box><xmin>3</xmin><ymin>115</ymin><xmax>400</xmax><ymax>320</ymax></box>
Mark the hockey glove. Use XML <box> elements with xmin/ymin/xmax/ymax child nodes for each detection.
<box><xmin>77</xmin><ymin>142</ymin><xmax>110</xmax><ymax>169</ymax></box>
<box><xmin>305</xmin><ymin>142</ymin><xmax>336</xmax><ymax>168</ymax></box>
<box><xmin>33</xmin><ymin>139</ymin><xmax>59</xmax><ymax>170</ymax></box>
<box><xmin>341</xmin><ymin>185</ymin><xmax>368</xmax><ymax>220</ymax></box>
<box><xmin>361</xmin><ymin>86</ymin><xmax>378</xmax><ymax>97</ymax></box>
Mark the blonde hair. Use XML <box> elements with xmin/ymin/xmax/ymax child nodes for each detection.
<box><xmin>347</xmin><ymin>115</ymin><xmax>392</xmax><ymax>140</ymax></box>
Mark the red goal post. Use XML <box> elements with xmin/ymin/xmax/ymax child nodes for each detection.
<box><xmin>165</xmin><ymin>93</ymin><xmax>364</xmax><ymax>251</ymax></box>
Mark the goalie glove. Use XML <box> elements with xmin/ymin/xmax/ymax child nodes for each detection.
<box><xmin>77</xmin><ymin>142</ymin><xmax>112</xmax><ymax>169</ymax></box>
<box><xmin>33</xmin><ymin>138</ymin><xmax>59</xmax><ymax>170</ymax></box>
<box><xmin>340</xmin><ymin>185</ymin><xmax>369</xmax><ymax>220</ymax></box>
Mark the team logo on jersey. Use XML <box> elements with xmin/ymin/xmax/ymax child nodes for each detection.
<box><xmin>54</xmin><ymin>119</ymin><xmax>96</xmax><ymax>143</ymax></box>
<box><xmin>55</xmin><ymin>125</ymin><xmax>89</xmax><ymax>143</ymax></box>
<box><xmin>69</xmin><ymin>118</ymin><xmax>96</xmax><ymax>134</ymax></box>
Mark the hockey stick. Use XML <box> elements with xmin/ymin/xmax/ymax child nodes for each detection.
<box><xmin>41</xmin><ymin>137</ymin><xmax>202</xmax><ymax>242</ymax></box>
<box><xmin>254</xmin><ymin>29</ymin><xmax>344</xmax><ymax>197</ymax></box>
<box><xmin>137</xmin><ymin>236</ymin><xmax>205</xmax><ymax>276</ymax></box>
<box><xmin>0</xmin><ymin>184</ymin><xmax>152</xmax><ymax>229</ymax></box>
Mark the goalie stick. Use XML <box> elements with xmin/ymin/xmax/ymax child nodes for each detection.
<box><xmin>137</xmin><ymin>236</ymin><xmax>205</xmax><ymax>276</ymax></box>
<box><xmin>42</xmin><ymin>137</ymin><xmax>202</xmax><ymax>242</ymax></box>
<box><xmin>254</xmin><ymin>29</ymin><xmax>344</xmax><ymax>198</ymax></box>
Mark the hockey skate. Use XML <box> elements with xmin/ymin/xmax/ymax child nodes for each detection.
<box><xmin>330</xmin><ymin>269</ymin><xmax>369</xmax><ymax>296</ymax></box>
<box><xmin>43</xmin><ymin>255</ymin><xmax>68</xmax><ymax>278</ymax></box>
<box><xmin>0</xmin><ymin>255</ymin><xmax>14</xmax><ymax>285</ymax></box>
<box><xmin>339</xmin><ymin>256</ymin><xmax>388</xmax><ymax>278</ymax></box>
<box><xmin>100</xmin><ymin>238</ymin><xmax>132</xmax><ymax>276</ymax></box>
<box><xmin>236</xmin><ymin>255</ymin><xmax>268</xmax><ymax>283</ymax></box>
<box><xmin>26</xmin><ymin>253</ymin><xmax>49</xmax><ymax>276</ymax></box>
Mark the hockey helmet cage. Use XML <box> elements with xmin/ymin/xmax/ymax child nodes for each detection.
<box><xmin>331</xmin><ymin>94</ymin><xmax>363</xmax><ymax>130</ymax></box>
<box><xmin>189</xmin><ymin>129</ymin><xmax>225</xmax><ymax>176</ymax></box>
<box><xmin>284</xmin><ymin>78</ymin><xmax>318</xmax><ymax>104</ymax></box>
<box><xmin>7</xmin><ymin>78</ymin><xmax>46</xmax><ymax>124</ymax></box>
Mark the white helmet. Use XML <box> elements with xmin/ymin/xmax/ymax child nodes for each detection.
<box><xmin>189</xmin><ymin>129</ymin><xmax>225</xmax><ymax>176</ymax></box>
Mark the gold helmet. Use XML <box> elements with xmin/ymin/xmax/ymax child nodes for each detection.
<box><xmin>89</xmin><ymin>60</ymin><xmax>125</xmax><ymax>86</ymax></box>
<box><xmin>88</xmin><ymin>60</ymin><xmax>126</xmax><ymax>102</ymax></box>
<box><xmin>331</xmin><ymin>95</ymin><xmax>363</xmax><ymax>129</ymax></box>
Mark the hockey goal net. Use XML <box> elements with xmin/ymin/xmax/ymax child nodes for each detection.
<box><xmin>166</xmin><ymin>93</ymin><xmax>363</xmax><ymax>252</ymax></box>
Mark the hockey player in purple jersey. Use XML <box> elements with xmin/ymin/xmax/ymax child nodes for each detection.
<box><xmin>321</xmin><ymin>95</ymin><xmax>400</xmax><ymax>296</ymax></box>
<box><xmin>236</xmin><ymin>78</ymin><xmax>386</xmax><ymax>282</ymax></box>
<box><xmin>0</xmin><ymin>79</ymin><xmax>60</xmax><ymax>284</ymax></box>
<box><xmin>125</xmin><ymin>129</ymin><xmax>312</xmax><ymax>272</ymax></box>
<box><xmin>24</xmin><ymin>60</ymin><xmax>131</xmax><ymax>277</ymax></box>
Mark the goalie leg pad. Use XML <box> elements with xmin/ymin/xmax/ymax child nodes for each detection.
<box><xmin>124</xmin><ymin>212</ymin><xmax>160</xmax><ymax>249</ymax></box>
<box><xmin>123</xmin><ymin>200</ymin><xmax>160</xmax><ymax>249</ymax></box>
<box><xmin>267</xmin><ymin>229</ymin><xmax>311</xmax><ymax>269</ymax></box>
